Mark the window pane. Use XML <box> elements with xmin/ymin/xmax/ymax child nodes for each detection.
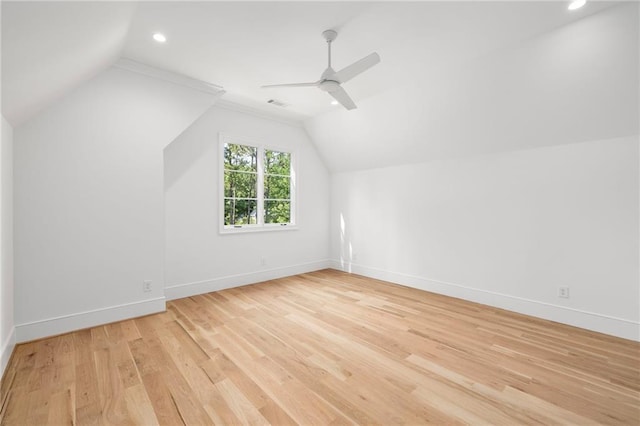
<box><xmin>225</xmin><ymin>170</ymin><xmax>257</xmax><ymax>198</ymax></box>
<box><xmin>264</xmin><ymin>150</ymin><xmax>290</xmax><ymax>175</ymax></box>
<box><xmin>220</xmin><ymin>140</ymin><xmax>294</xmax><ymax>231</ymax></box>
<box><xmin>264</xmin><ymin>200</ymin><xmax>291</xmax><ymax>224</ymax></box>
<box><xmin>264</xmin><ymin>175</ymin><xmax>290</xmax><ymax>200</ymax></box>
<box><xmin>224</xmin><ymin>199</ymin><xmax>257</xmax><ymax>226</ymax></box>
<box><xmin>224</xmin><ymin>143</ymin><xmax>257</xmax><ymax>172</ymax></box>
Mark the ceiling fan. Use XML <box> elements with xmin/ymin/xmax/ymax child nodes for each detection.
<box><xmin>262</xmin><ymin>29</ymin><xmax>380</xmax><ymax>110</ymax></box>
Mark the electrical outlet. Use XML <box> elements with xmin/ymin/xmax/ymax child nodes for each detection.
<box><xmin>260</xmin><ymin>256</ymin><xmax>267</xmax><ymax>266</ymax></box>
<box><xmin>143</xmin><ymin>280</ymin><xmax>152</xmax><ymax>293</ymax></box>
<box><xmin>558</xmin><ymin>286</ymin><xmax>570</xmax><ymax>298</ymax></box>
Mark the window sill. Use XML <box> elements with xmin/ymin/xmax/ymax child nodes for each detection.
<box><xmin>219</xmin><ymin>224</ymin><xmax>299</xmax><ymax>235</ymax></box>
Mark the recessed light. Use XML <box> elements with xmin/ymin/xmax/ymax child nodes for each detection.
<box><xmin>331</xmin><ymin>100</ymin><xmax>339</xmax><ymax>105</ymax></box>
<box><xmin>568</xmin><ymin>0</ymin><xmax>586</xmax><ymax>10</ymax></box>
<box><xmin>153</xmin><ymin>33</ymin><xmax>167</xmax><ymax>43</ymax></box>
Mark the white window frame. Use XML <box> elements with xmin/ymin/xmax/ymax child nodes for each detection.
<box><xmin>219</xmin><ymin>133</ymin><xmax>297</xmax><ymax>234</ymax></box>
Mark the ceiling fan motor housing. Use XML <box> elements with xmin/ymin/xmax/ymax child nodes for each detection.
<box><xmin>321</xmin><ymin>66</ymin><xmax>337</xmax><ymax>81</ymax></box>
<box><xmin>319</xmin><ymin>80</ymin><xmax>340</xmax><ymax>93</ymax></box>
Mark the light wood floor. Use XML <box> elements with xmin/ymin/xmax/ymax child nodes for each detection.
<box><xmin>1</xmin><ymin>270</ymin><xmax>638</xmax><ymax>425</ymax></box>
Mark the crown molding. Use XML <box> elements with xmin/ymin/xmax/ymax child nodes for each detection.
<box><xmin>114</xmin><ymin>58</ymin><xmax>225</xmax><ymax>96</ymax></box>
<box><xmin>114</xmin><ymin>58</ymin><xmax>306</xmax><ymax>127</ymax></box>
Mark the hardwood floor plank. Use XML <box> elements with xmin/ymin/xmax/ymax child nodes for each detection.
<box><xmin>139</xmin><ymin>344</ymin><xmax>213</xmax><ymax>424</ymax></box>
<box><xmin>258</xmin><ymin>400</ymin><xmax>298</xmax><ymax>426</ymax></box>
<box><xmin>156</xmin><ymin>324</ymin><xmax>241</xmax><ymax>425</ymax></box>
<box><xmin>93</xmin><ymin>347</ymin><xmax>131</xmax><ymax>425</ymax></box>
<box><xmin>119</xmin><ymin>320</ymin><xmax>142</xmax><ymax>343</ymax></box>
<box><xmin>46</xmin><ymin>387</ymin><xmax>75</xmax><ymax>426</ymax></box>
<box><xmin>127</xmin><ymin>338</ymin><xmax>185</xmax><ymax>425</ymax></box>
<box><xmin>215</xmin><ymin>378</ymin><xmax>267</xmax><ymax>425</ymax></box>
<box><xmin>1</xmin><ymin>270</ymin><xmax>638</xmax><ymax>425</ymax></box>
<box><xmin>123</xmin><ymin>384</ymin><xmax>159</xmax><ymax>426</ymax></box>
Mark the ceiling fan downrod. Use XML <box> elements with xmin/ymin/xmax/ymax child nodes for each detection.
<box><xmin>322</xmin><ymin>29</ymin><xmax>338</xmax><ymax>69</ymax></box>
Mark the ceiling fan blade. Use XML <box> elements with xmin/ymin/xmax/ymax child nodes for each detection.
<box><xmin>329</xmin><ymin>85</ymin><xmax>357</xmax><ymax>110</ymax></box>
<box><xmin>261</xmin><ymin>82</ymin><xmax>319</xmax><ymax>89</ymax></box>
<box><xmin>334</xmin><ymin>52</ymin><xmax>380</xmax><ymax>84</ymax></box>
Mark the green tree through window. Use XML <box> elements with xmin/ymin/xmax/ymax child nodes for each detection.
<box><xmin>224</xmin><ymin>143</ymin><xmax>258</xmax><ymax>225</ymax></box>
<box><xmin>264</xmin><ymin>150</ymin><xmax>291</xmax><ymax>224</ymax></box>
<box><xmin>222</xmin><ymin>138</ymin><xmax>294</xmax><ymax>231</ymax></box>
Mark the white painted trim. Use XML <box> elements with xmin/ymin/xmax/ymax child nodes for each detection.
<box><xmin>1</xmin><ymin>326</ymin><xmax>16</xmax><ymax>377</ymax></box>
<box><xmin>330</xmin><ymin>260</ymin><xmax>640</xmax><ymax>342</ymax></box>
<box><xmin>219</xmin><ymin>133</ymin><xmax>298</xmax><ymax>234</ymax></box>
<box><xmin>113</xmin><ymin>60</ymin><xmax>305</xmax><ymax>128</ymax></box>
<box><xmin>15</xmin><ymin>297</ymin><xmax>166</xmax><ymax>343</ymax></box>
<box><xmin>215</xmin><ymin>100</ymin><xmax>304</xmax><ymax>128</ymax></box>
<box><xmin>219</xmin><ymin>224</ymin><xmax>299</xmax><ymax>235</ymax></box>
<box><xmin>115</xmin><ymin>58</ymin><xmax>226</xmax><ymax>96</ymax></box>
<box><xmin>165</xmin><ymin>260</ymin><xmax>331</xmax><ymax>300</ymax></box>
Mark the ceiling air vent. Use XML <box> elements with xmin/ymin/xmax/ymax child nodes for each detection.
<box><xmin>267</xmin><ymin>99</ymin><xmax>289</xmax><ymax>108</ymax></box>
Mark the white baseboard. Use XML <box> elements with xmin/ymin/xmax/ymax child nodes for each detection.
<box><xmin>330</xmin><ymin>260</ymin><xmax>640</xmax><ymax>342</ymax></box>
<box><xmin>165</xmin><ymin>259</ymin><xmax>331</xmax><ymax>300</ymax></box>
<box><xmin>1</xmin><ymin>326</ymin><xmax>16</xmax><ymax>377</ymax></box>
<box><xmin>15</xmin><ymin>297</ymin><xmax>166</xmax><ymax>343</ymax></box>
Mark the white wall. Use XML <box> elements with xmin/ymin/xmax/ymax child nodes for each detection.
<box><xmin>0</xmin><ymin>114</ymin><xmax>15</xmax><ymax>374</ymax></box>
<box><xmin>331</xmin><ymin>137</ymin><xmax>639</xmax><ymax>340</ymax></box>
<box><xmin>1</xmin><ymin>1</ymin><xmax>17</xmax><ymax>375</ymax></box>
<box><xmin>326</xmin><ymin>2</ymin><xmax>639</xmax><ymax>341</ymax></box>
<box><xmin>14</xmin><ymin>65</ymin><xmax>218</xmax><ymax>342</ymax></box>
<box><xmin>164</xmin><ymin>105</ymin><xmax>330</xmax><ymax>299</ymax></box>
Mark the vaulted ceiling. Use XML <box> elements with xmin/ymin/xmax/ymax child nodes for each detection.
<box><xmin>2</xmin><ymin>1</ymin><xmax>637</xmax><ymax>171</ymax></box>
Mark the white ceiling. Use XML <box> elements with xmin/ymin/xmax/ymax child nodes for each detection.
<box><xmin>3</xmin><ymin>1</ymin><xmax>636</xmax><ymax>172</ymax></box>
<box><xmin>2</xmin><ymin>0</ymin><xmax>618</xmax><ymax>126</ymax></box>
<box><xmin>1</xmin><ymin>1</ymin><xmax>137</xmax><ymax>126</ymax></box>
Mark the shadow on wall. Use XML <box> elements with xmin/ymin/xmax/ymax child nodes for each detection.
<box><xmin>163</xmin><ymin>105</ymin><xmax>218</xmax><ymax>192</ymax></box>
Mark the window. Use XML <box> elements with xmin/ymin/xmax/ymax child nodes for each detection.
<box><xmin>220</xmin><ymin>134</ymin><xmax>295</xmax><ymax>233</ymax></box>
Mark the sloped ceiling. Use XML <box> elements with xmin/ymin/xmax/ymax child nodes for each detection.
<box><xmin>120</xmin><ymin>1</ymin><xmax>615</xmax><ymax>119</ymax></box>
<box><xmin>1</xmin><ymin>1</ymin><xmax>137</xmax><ymax>126</ymax></box>
<box><xmin>3</xmin><ymin>1</ymin><xmax>636</xmax><ymax>170</ymax></box>
<box><xmin>307</xmin><ymin>2</ymin><xmax>639</xmax><ymax>171</ymax></box>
